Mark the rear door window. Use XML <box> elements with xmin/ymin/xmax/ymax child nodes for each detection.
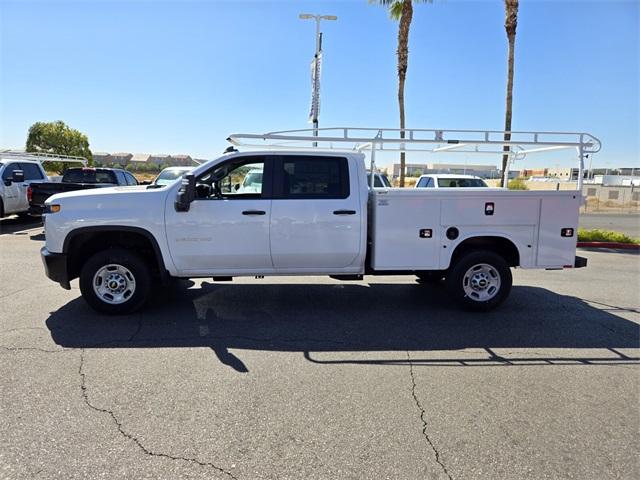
<box><xmin>20</xmin><ymin>163</ymin><xmax>45</xmax><ymax>180</ymax></box>
<box><xmin>275</xmin><ymin>156</ymin><xmax>349</xmax><ymax>199</ymax></box>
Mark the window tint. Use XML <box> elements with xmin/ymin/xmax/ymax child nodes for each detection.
<box><xmin>438</xmin><ymin>178</ymin><xmax>487</xmax><ymax>188</ymax></box>
<box><xmin>20</xmin><ymin>163</ymin><xmax>44</xmax><ymax>180</ymax></box>
<box><xmin>63</xmin><ymin>169</ymin><xmax>117</xmax><ymax>184</ymax></box>
<box><xmin>417</xmin><ymin>177</ymin><xmax>428</xmax><ymax>188</ymax></box>
<box><xmin>115</xmin><ymin>171</ymin><xmax>127</xmax><ymax>185</ymax></box>
<box><xmin>1</xmin><ymin>163</ymin><xmax>21</xmax><ymax>180</ymax></box>
<box><xmin>426</xmin><ymin>178</ymin><xmax>434</xmax><ymax>188</ymax></box>
<box><xmin>125</xmin><ymin>172</ymin><xmax>138</xmax><ymax>185</ymax></box>
<box><xmin>279</xmin><ymin>156</ymin><xmax>349</xmax><ymax>199</ymax></box>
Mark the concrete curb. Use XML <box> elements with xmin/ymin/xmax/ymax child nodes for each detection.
<box><xmin>577</xmin><ymin>242</ymin><xmax>640</xmax><ymax>250</ymax></box>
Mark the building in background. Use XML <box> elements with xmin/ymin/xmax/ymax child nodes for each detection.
<box><xmin>93</xmin><ymin>151</ymin><xmax>198</xmax><ymax>168</ymax></box>
<box><xmin>388</xmin><ymin>162</ymin><xmax>500</xmax><ymax>179</ymax></box>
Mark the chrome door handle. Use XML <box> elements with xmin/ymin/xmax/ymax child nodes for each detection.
<box><xmin>242</xmin><ymin>210</ymin><xmax>266</xmax><ymax>215</ymax></box>
<box><xmin>333</xmin><ymin>210</ymin><xmax>357</xmax><ymax>215</ymax></box>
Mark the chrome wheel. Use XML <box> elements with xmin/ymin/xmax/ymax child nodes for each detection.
<box><xmin>92</xmin><ymin>264</ymin><xmax>136</xmax><ymax>305</ymax></box>
<box><xmin>462</xmin><ymin>263</ymin><xmax>501</xmax><ymax>302</ymax></box>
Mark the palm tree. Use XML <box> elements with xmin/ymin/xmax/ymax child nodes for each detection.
<box><xmin>501</xmin><ymin>0</ymin><xmax>519</xmax><ymax>187</ymax></box>
<box><xmin>373</xmin><ymin>1</ymin><xmax>429</xmax><ymax>187</ymax></box>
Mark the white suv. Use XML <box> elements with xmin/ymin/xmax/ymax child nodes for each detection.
<box><xmin>415</xmin><ymin>174</ymin><xmax>488</xmax><ymax>188</ymax></box>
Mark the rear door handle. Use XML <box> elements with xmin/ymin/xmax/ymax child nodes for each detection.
<box><xmin>242</xmin><ymin>210</ymin><xmax>266</xmax><ymax>216</ymax></box>
<box><xmin>333</xmin><ymin>210</ymin><xmax>357</xmax><ymax>215</ymax></box>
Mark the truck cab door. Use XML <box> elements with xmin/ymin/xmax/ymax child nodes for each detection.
<box><xmin>1</xmin><ymin>162</ymin><xmax>27</xmax><ymax>214</ymax></box>
<box><xmin>269</xmin><ymin>155</ymin><xmax>362</xmax><ymax>271</ymax></box>
<box><xmin>165</xmin><ymin>156</ymin><xmax>274</xmax><ymax>275</ymax></box>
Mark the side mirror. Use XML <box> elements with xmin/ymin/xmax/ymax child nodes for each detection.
<box><xmin>12</xmin><ymin>170</ymin><xmax>25</xmax><ymax>183</ymax></box>
<box><xmin>234</xmin><ymin>183</ymin><xmax>240</xmax><ymax>191</ymax></box>
<box><xmin>175</xmin><ymin>174</ymin><xmax>196</xmax><ymax>212</ymax></box>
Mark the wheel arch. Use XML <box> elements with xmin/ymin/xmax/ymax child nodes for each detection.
<box><xmin>447</xmin><ymin>235</ymin><xmax>521</xmax><ymax>268</ymax></box>
<box><xmin>63</xmin><ymin>226</ymin><xmax>169</xmax><ymax>283</ymax></box>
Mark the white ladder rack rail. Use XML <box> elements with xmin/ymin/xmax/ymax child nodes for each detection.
<box><xmin>227</xmin><ymin>127</ymin><xmax>601</xmax><ymax>190</ymax></box>
<box><xmin>0</xmin><ymin>149</ymin><xmax>88</xmax><ymax>166</ymax></box>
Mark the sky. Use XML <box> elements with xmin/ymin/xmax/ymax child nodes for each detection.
<box><xmin>0</xmin><ymin>0</ymin><xmax>638</xmax><ymax>170</ymax></box>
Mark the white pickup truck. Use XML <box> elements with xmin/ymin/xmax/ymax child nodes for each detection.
<box><xmin>40</xmin><ymin>128</ymin><xmax>598</xmax><ymax>314</ymax></box>
<box><xmin>0</xmin><ymin>151</ymin><xmax>87</xmax><ymax>218</ymax></box>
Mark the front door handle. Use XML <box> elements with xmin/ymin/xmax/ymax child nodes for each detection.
<box><xmin>242</xmin><ymin>210</ymin><xmax>266</xmax><ymax>216</ymax></box>
<box><xmin>333</xmin><ymin>210</ymin><xmax>357</xmax><ymax>215</ymax></box>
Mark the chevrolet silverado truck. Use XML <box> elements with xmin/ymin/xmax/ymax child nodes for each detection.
<box><xmin>28</xmin><ymin>167</ymin><xmax>138</xmax><ymax>216</ymax></box>
<box><xmin>39</xmin><ymin>127</ymin><xmax>596</xmax><ymax>314</ymax></box>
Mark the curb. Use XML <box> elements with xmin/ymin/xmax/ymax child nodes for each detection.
<box><xmin>577</xmin><ymin>242</ymin><xmax>640</xmax><ymax>250</ymax></box>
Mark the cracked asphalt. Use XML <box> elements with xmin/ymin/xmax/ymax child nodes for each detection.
<box><xmin>1</xmin><ymin>216</ymin><xmax>639</xmax><ymax>480</ymax></box>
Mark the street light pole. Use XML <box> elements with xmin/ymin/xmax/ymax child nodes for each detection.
<box><xmin>299</xmin><ymin>13</ymin><xmax>337</xmax><ymax>146</ymax></box>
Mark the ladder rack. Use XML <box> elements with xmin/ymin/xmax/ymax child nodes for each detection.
<box><xmin>0</xmin><ymin>149</ymin><xmax>88</xmax><ymax>166</ymax></box>
<box><xmin>227</xmin><ymin>127</ymin><xmax>601</xmax><ymax>190</ymax></box>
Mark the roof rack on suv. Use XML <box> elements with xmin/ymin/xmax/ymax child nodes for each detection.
<box><xmin>227</xmin><ymin>127</ymin><xmax>601</xmax><ymax>190</ymax></box>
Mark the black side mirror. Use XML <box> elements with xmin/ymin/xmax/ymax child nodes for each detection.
<box><xmin>13</xmin><ymin>170</ymin><xmax>25</xmax><ymax>183</ymax></box>
<box><xmin>175</xmin><ymin>174</ymin><xmax>196</xmax><ymax>212</ymax></box>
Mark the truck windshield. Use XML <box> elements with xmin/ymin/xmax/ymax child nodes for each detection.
<box><xmin>63</xmin><ymin>169</ymin><xmax>116</xmax><ymax>184</ymax></box>
<box><xmin>438</xmin><ymin>178</ymin><xmax>488</xmax><ymax>188</ymax></box>
<box><xmin>155</xmin><ymin>169</ymin><xmax>191</xmax><ymax>186</ymax></box>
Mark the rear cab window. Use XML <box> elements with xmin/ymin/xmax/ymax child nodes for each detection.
<box><xmin>63</xmin><ymin>169</ymin><xmax>117</xmax><ymax>184</ymax></box>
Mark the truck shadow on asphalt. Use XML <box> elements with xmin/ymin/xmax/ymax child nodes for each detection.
<box><xmin>45</xmin><ymin>281</ymin><xmax>640</xmax><ymax>372</ymax></box>
<box><xmin>0</xmin><ymin>216</ymin><xmax>42</xmax><ymax>235</ymax></box>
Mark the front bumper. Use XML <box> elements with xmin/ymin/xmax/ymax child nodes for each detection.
<box><xmin>41</xmin><ymin>247</ymin><xmax>71</xmax><ymax>290</ymax></box>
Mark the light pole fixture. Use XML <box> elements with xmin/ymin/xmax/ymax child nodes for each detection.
<box><xmin>299</xmin><ymin>13</ymin><xmax>337</xmax><ymax>145</ymax></box>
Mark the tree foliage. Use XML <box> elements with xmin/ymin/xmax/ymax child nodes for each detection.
<box><xmin>26</xmin><ymin>121</ymin><xmax>93</xmax><ymax>173</ymax></box>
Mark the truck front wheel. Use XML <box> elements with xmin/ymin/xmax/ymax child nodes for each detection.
<box><xmin>79</xmin><ymin>248</ymin><xmax>151</xmax><ymax>315</ymax></box>
<box><xmin>446</xmin><ymin>250</ymin><xmax>512</xmax><ymax>311</ymax></box>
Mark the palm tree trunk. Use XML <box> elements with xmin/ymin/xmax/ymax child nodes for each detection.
<box><xmin>501</xmin><ymin>33</ymin><xmax>516</xmax><ymax>187</ymax></box>
<box><xmin>502</xmin><ymin>0</ymin><xmax>518</xmax><ymax>187</ymax></box>
<box><xmin>397</xmin><ymin>0</ymin><xmax>413</xmax><ymax>187</ymax></box>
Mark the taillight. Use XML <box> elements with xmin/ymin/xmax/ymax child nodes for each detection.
<box><xmin>27</xmin><ymin>185</ymin><xmax>33</xmax><ymax>202</ymax></box>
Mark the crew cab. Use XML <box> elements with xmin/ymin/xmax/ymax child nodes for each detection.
<box><xmin>28</xmin><ymin>167</ymin><xmax>138</xmax><ymax>216</ymax></box>
<box><xmin>40</xmin><ymin>146</ymin><xmax>587</xmax><ymax>314</ymax></box>
<box><xmin>0</xmin><ymin>158</ymin><xmax>49</xmax><ymax>218</ymax></box>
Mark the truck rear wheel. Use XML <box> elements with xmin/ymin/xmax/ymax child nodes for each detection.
<box><xmin>446</xmin><ymin>250</ymin><xmax>512</xmax><ymax>311</ymax></box>
<box><xmin>79</xmin><ymin>248</ymin><xmax>151</xmax><ymax>315</ymax></box>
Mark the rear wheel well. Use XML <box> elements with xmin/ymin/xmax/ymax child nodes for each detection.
<box><xmin>450</xmin><ymin>236</ymin><xmax>520</xmax><ymax>268</ymax></box>
<box><xmin>65</xmin><ymin>228</ymin><xmax>166</xmax><ymax>282</ymax></box>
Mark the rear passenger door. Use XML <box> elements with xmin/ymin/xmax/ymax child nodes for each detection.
<box><xmin>270</xmin><ymin>155</ymin><xmax>361</xmax><ymax>270</ymax></box>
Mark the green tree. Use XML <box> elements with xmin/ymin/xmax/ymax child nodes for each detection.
<box><xmin>372</xmin><ymin>0</ymin><xmax>430</xmax><ymax>187</ymax></box>
<box><xmin>501</xmin><ymin>0</ymin><xmax>519</xmax><ymax>187</ymax></box>
<box><xmin>26</xmin><ymin>121</ymin><xmax>93</xmax><ymax>173</ymax></box>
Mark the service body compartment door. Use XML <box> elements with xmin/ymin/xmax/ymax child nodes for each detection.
<box><xmin>536</xmin><ymin>193</ymin><xmax>581</xmax><ymax>267</ymax></box>
<box><xmin>370</xmin><ymin>191</ymin><xmax>441</xmax><ymax>270</ymax></box>
<box><xmin>270</xmin><ymin>155</ymin><xmax>361</xmax><ymax>270</ymax></box>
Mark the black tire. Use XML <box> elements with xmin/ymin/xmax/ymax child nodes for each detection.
<box><xmin>79</xmin><ymin>248</ymin><xmax>151</xmax><ymax>315</ymax></box>
<box><xmin>445</xmin><ymin>250</ymin><xmax>512</xmax><ymax>311</ymax></box>
<box><xmin>416</xmin><ymin>271</ymin><xmax>445</xmax><ymax>283</ymax></box>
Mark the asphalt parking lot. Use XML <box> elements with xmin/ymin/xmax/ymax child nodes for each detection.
<box><xmin>1</xmin><ymin>217</ymin><xmax>639</xmax><ymax>480</ymax></box>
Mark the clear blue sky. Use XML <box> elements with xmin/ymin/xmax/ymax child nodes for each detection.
<box><xmin>0</xmin><ymin>0</ymin><xmax>638</xmax><ymax>169</ymax></box>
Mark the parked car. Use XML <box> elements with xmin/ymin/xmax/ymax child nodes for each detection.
<box><xmin>415</xmin><ymin>174</ymin><xmax>488</xmax><ymax>188</ymax></box>
<box><xmin>367</xmin><ymin>172</ymin><xmax>391</xmax><ymax>188</ymax></box>
<box><xmin>28</xmin><ymin>167</ymin><xmax>138</xmax><ymax>216</ymax></box>
<box><xmin>40</xmin><ymin>144</ymin><xmax>586</xmax><ymax>315</ymax></box>
<box><xmin>1</xmin><ymin>157</ymin><xmax>49</xmax><ymax>218</ymax></box>
<box><xmin>153</xmin><ymin>167</ymin><xmax>193</xmax><ymax>186</ymax></box>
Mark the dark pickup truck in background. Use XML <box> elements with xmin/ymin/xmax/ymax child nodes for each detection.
<box><xmin>28</xmin><ymin>167</ymin><xmax>138</xmax><ymax>216</ymax></box>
